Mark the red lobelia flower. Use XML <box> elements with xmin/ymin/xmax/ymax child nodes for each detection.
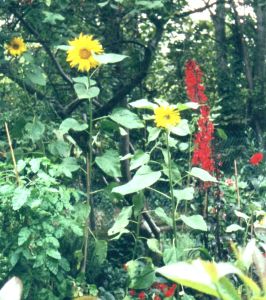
<box><xmin>192</xmin><ymin>106</ymin><xmax>215</xmax><ymax>173</ymax></box>
<box><xmin>249</xmin><ymin>152</ymin><xmax>264</xmax><ymax>165</ymax></box>
<box><xmin>129</xmin><ymin>289</ymin><xmax>136</xmax><ymax>296</ymax></box>
<box><xmin>164</xmin><ymin>284</ymin><xmax>177</xmax><ymax>297</ymax></box>
<box><xmin>153</xmin><ymin>295</ymin><xmax>162</xmax><ymax>300</ymax></box>
<box><xmin>185</xmin><ymin>59</ymin><xmax>208</xmax><ymax>103</ymax></box>
<box><xmin>138</xmin><ymin>291</ymin><xmax>146</xmax><ymax>300</ymax></box>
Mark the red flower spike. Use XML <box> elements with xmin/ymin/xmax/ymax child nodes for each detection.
<box><xmin>185</xmin><ymin>59</ymin><xmax>208</xmax><ymax>104</ymax></box>
<box><xmin>138</xmin><ymin>291</ymin><xmax>146</xmax><ymax>300</ymax></box>
<box><xmin>153</xmin><ymin>295</ymin><xmax>162</xmax><ymax>300</ymax></box>
<box><xmin>164</xmin><ymin>284</ymin><xmax>177</xmax><ymax>297</ymax></box>
<box><xmin>249</xmin><ymin>152</ymin><xmax>264</xmax><ymax>165</ymax></box>
<box><xmin>129</xmin><ymin>290</ymin><xmax>136</xmax><ymax>296</ymax></box>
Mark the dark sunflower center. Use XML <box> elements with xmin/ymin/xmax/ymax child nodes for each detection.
<box><xmin>12</xmin><ymin>43</ymin><xmax>20</xmax><ymax>50</ymax></box>
<box><xmin>79</xmin><ymin>48</ymin><xmax>91</xmax><ymax>59</ymax></box>
<box><xmin>164</xmin><ymin>114</ymin><xmax>171</xmax><ymax>120</ymax></box>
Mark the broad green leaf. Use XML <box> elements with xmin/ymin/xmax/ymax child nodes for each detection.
<box><xmin>147</xmin><ymin>238</ymin><xmax>162</xmax><ymax>255</ymax></box>
<box><xmin>74</xmin><ymin>83</ymin><xmax>100</xmax><ymax>99</ymax></box>
<box><xmin>110</xmin><ymin>108</ymin><xmax>144</xmax><ymax>129</ymax></box>
<box><xmin>154</xmin><ymin>207</ymin><xmax>172</xmax><ymax>227</ymax></box>
<box><xmin>136</xmin><ymin>0</ymin><xmax>164</xmax><ymax>9</ymax></box>
<box><xmin>93</xmin><ymin>239</ymin><xmax>107</xmax><ymax>265</ymax></box>
<box><xmin>226</xmin><ymin>224</ymin><xmax>244</xmax><ymax>233</ymax></box>
<box><xmin>180</xmin><ymin>215</ymin><xmax>207</xmax><ymax>231</ymax></box>
<box><xmin>173</xmin><ymin>187</ymin><xmax>194</xmax><ymax>202</ymax></box>
<box><xmin>170</xmin><ymin>119</ymin><xmax>190</xmax><ymax>136</ymax></box>
<box><xmin>163</xmin><ymin>162</ymin><xmax>181</xmax><ymax>184</ymax></box>
<box><xmin>132</xmin><ymin>192</ymin><xmax>144</xmax><ymax>218</ymax></box>
<box><xmin>129</xmin><ymin>99</ymin><xmax>157</xmax><ymax>110</ymax></box>
<box><xmin>216</xmin><ymin>277</ymin><xmax>242</xmax><ymax>300</ymax></box>
<box><xmin>29</xmin><ymin>158</ymin><xmax>41</xmax><ymax>173</ymax></box>
<box><xmin>217</xmin><ymin>128</ymin><xmax>228</xmax><ymax>140</ymax></box>
<box><xmin>46</xmin><ymin>258</ymin><xmax>58</xmax><ymax>275</ymax></box>
<box><xmin>130</xmin><ymin>150</ymin><xmax>150</xmax><ymax>170</ymax></box>
<box><xmin>92</xmin><ymin>53</ymin><xmax>128</xmax><ymax>64</ymax></box>
<box><xmin>25</xmin><ymin>120</ymin><xmax>45</xmax><ymax>142</ymax></box>
<box><xmin>127</xmin><ymin>259</ymin><xmax>155</xmax><ymax>289</ymax></box>
<box><xmin>108</xmin><ymin>206</ymin><xmax>132</xmax><ymax>237</ymax></box>
<box><xmin>95</xmin><ymin>149</ymin><xmax>122</xmax><ymax>177</ymax></box>
<box><xmin>157</xmin><ymin>260</ymin><xmax>219</xmax><ymax>297</ymax></box>
<box><xmin>190</xmin><ymin>167</ymin><xmax>218</xmax><ymax>182</ymax></box>
<box><xmin>59</xmin><ymin>118</ymin><xmax>88</xmax><ymax>134</ymax></box>
<box><xmin>48</xmin><ymin>141</ymin><xmax>70</xmax><ymax>158</ymax></box>
<box><xmin>17</xmin><ymin>159</ymin><xmax>26</xmax><ymax>172</ymax></box>
<box><xmin>43</xmin><ymin>11</ymin><xmax>65</xmax><ymax>24</ymax></box>
<box><xmin>26</xmin><ymin>66</ymin><xmax>46</xmax><ymax>86</ymax></box>
<box><xmin>98</xmin><ymin>0</ymin><xmax>109</xmax><ymax>7</ymax></box>
<box><xmin>56</xmin><ymin>45</ymin><xmax>72</xmax><ymax>51</ymax></box>
<box><xmin>179</xmin><ymin>142</ymin><xmax>189</xmax><ymax>151</ymax></box>
<box><xmin>57</xmin><ymin>157</ymin><xmax>79</xmax><ymax>178</ymax></box>
<box><xmin>234</xmin><ymin>210</ymin><xmax>250</xmax><ymax>221</ymax></box>
<box><xmin>112</xmin><ymin>168</ymin><xmax>161</xmax><ymax>195</ymax></box>
<box><xmin>177</xmin><ymin>102</ymin><xmax>199</xmax><ymax>111</ymax></box>
<box><xmin>46</xmin><ymin>249</ymin><xmax>61</xmax><ymax>260</ymax></box>
<box><xmin>12</xmin><ymin>187</ymin><xmax>30</xmax><ymax>210</ymax></box>
<box><xmin>18</xmin><ymin>227</ymin><xmax>31</xmax><ymax>246</ymax></box>
<box><xmin>147</xmin><ymin>127</ymin><xmax>161</xmax><ymax>143</ymax></box>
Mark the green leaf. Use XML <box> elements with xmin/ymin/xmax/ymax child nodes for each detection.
<box><xmin>147</xmin><ymin>238</ymin><xmax>162</xmax><ymax>255</ymax></box>
<box><xmin>173</xmin><ymin>187</ymin><xmax>194</xmax><ymax>202</ymax></box>
<box><xmin>129</xmin><ymin>99</ymin><xmax>157</xmax><ymax>110</ymax></box>
<box><xmin>56</xmin><ymin>45</ymin><xmax>72</xmax><ymax>51</ymax></box>
<box><xmin>95</xmin><ymin>149</ymin><xmax>122</xmax><ymax>177</ymax></box>
<box><xmin>25</xmin><ymin>120</ymin><xmax>45</xmax><ymax>142</ymax></box>
<box><xmin>147</xmin><ymin>127</ymin><xmax>161</xmax><ymax>143</ymax></box>
<box><xmin>170</xmin><ymin>119</ymin><xmax>190</xmax><ymax>136</ymax></box>
<box><xmin>25</xmin><ymin>66</ymin><xmax>46</xmax><ymax>86</ymax></box>
<box><xmin>217</xmin><ymin>128</ymin><xmax>228</xmax><ymax>140</ymax></box>
<box><xmin>74</xmin><ymin>83</ymin><xmax>100</xmax><ymax>99</ymax></box>
<box><xmin>92</xmin><ymin>53</ymin><xmax>128</xmax><ymax>64</ymax></box>
<box><xmin>12</xmin><ymin>187</ymin><xmax>30</xmax><ymax>210</ymax></box>
<box><xmin>157</xmin><ymin>260</ymin><xmax>219</xmax><ymax>298</ymax></box>
<box><xmin>18</xmin><ymin>227</ymin><xmax>31</xmax><ymax>246</ymax></box>
<box><xmin>43</xmin><ymin>11</ymin><xmax>65</xmax><ymax>25</ymax></box>
<box><xmin>154</xmin><ymin>207</ymin><xmax>172</xmax><ymax>227</ymax></box>
<box><xmin>93</xmin><ymin>239</ymin><xmax>108</xmax><ymax>265</ymax></box>
<box><xmin>46</xmin><ymin>249</ymin><xmax>61</xmax><ymax>260</ymax></box>
<box><xmin>136</xmin><ymin>0</ymin><xmax>164</xmax><ymax>9</ymax></box>
<box><xmin>190</xmin><ymin>167</ymin><xmax>218</xmax><ymax>183</ymax></box>
<box><xmin>110</xmin><ymin>108</ymin><xmax>144</xmax><ymax>129</ymax></box>
<box><xmin>180</xmin><ymin>215</ymin><xmax>208</xmax><ymax>231</ymax></box>
<box><xmin>29</xmin><ymin>158</ymin><xmax>41</xmax><ymax>173</ymax></box>
<box><xmin>46</xmin><ymin>258</ymin><xmax>58</xmax><ymax>275</ymax></box>
<box><xmin>108</xmin><ymin>206</ymin><xmax>132</xmax><ymax>237</ymax></box>
<box><xmin>130</xmin><ymin>150</ymin><xmax>150</xmax><ymax>170</ymax></box>
<box><xmin>98</xmin><ymin>1</ymin><xmax>110</xmax><ymax>7</ymax></box>
<box><xmin>59</xmin><ymin>118</ymin><xmax>88</xmax><ymax>134</ymax></box>
<box><xmin>177</xmin><ymin>102</ymin><xmax>199</xmax><ymax>111</ymax></box>
<box><xmin>48</xmin><ymin>141</ymin><xmax>70</xmax><ymax>158</ymax></box>
<box><xmin>127</xmin><ymin>259</ymin><xmax>155</xmax><ymax>289</ymax></box>
<box><xmin>133</xmin><ymin>192</ymin><xmax>144</xmax><ymax>218</ymax></box>
<box><xmin>226</xmin><ymin>224</ymin><xmax>244</xmax><ymax>233</ymax></box>
<box><xmin>57</xmin><ymin>157</ymin><xmax>79</xmax><ymax>178</ymax></box>
<box><xmin>112</xmin><ymin>167</ymin><xmax>161</xmax><ymax>195</ymax></box>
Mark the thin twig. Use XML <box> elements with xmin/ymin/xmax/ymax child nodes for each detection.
<box><xmin>5</xmin><ymin>122</ymin><xmax>20</xmax><ymax>186</ymax></box>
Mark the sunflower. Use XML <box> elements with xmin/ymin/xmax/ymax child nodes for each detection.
<box><xmin>66</xmin><ymin>33</ymin><xmax>103</xmax><ymax>72</ymax></box>
<box><xmin>6</xmin><ymin>37</ymin><xmax>27</xmax><ymax>56</ymax></box>
<box><xmin>154</xmin><ymin>105</ymin><xmax>181</xmax><ymax>129</ymax></box>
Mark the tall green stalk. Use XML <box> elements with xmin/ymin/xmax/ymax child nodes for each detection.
<box><xmin>166</xmin><ymin>132</ymin><xmax>177</xmax><ymax>247</ymax></box>
<box><xmin>82</xmin><ymin>82</ymin><xmax>94</xmax><ymax>274</ymax></box>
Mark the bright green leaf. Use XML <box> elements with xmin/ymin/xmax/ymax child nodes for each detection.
<box><xmin>180</xmin><ymin>215</ymin><xmax>208</xmax><ymax>231</ymax></box>
<box><xmin>95</xmin><ymin>149</ymin><xmax>122</xmax><ymax>177</ymax></box>
<box><xmin>110</xmin><ymin>108</ymin><xmax>144</xmax><ymax>129</ymax></box>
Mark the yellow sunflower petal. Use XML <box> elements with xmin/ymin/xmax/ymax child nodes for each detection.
<box><xmin>154</xmin><ymin>105</ymin><xmax>181</xmax><ymax>128</ymax></box>
<box><xmin>66</xmin><ymin>33</ymin><xmax>103</xmax><ymax>72</ymax></box>
<box><xmin>6</xmin><ymin>37</ymin><xmax>27</xmax><ymax>56</ymax></box>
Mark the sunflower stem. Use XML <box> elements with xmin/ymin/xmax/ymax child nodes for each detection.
<box><xmin>166</xmin><ymin>132</ymin><xmax>177</xmax><ymax>248</ymax></box>
<box><xmin>82</xmin><ymin>78</ymin><xmax>94</xmax><ymax>274</ymax></box>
